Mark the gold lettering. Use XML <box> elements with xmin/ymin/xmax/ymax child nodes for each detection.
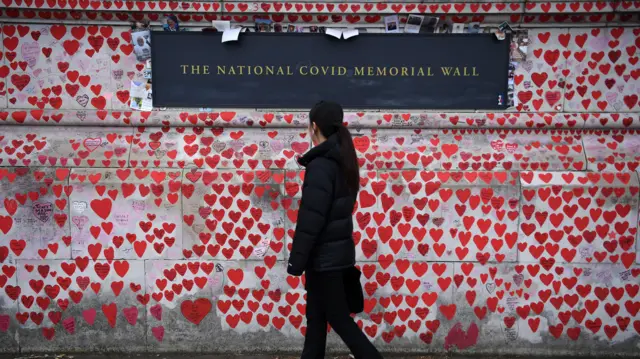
<box><xmin>188</xmin><ymin>65</ymin><xmax>474</xmax><ymax>77</ymax></box>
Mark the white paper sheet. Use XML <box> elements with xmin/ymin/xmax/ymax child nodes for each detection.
<box><xmin>343</xmin><ymin>29</ymin><xmax>359</xmax><ymax>39</ymax></box>
<box><xmin>130</xmin><ymin>81</ymin><xmax>152</xmax><ymax>111</ymax></box>
<box><xmin>212</xmin><ymin>20</ymin><xmax>231</xmax><ymax>32</ymax></box>
<box><xmin>222</xmin><ymin>28</ymin><xmax>242</xmax><ymax>43</ymax></box>
<box><xmin>325</xmin><ymin>28</ymin><xmax>343</xmax><ymax>39</ymax></box>
<box><xmin>129</xmin><ymin>81</ymin><xmax>146</xmax><ymax>98</ymax></box>
<box><xmin>140</xmin><ymin>89</ymin><xmax>153</xmax><ymax>111</ymax></box>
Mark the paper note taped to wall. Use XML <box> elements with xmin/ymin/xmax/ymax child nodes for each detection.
<box><xmin>325</xmin><ymin>28</ymin><xmax>343</xmax><ymax>39</ymax></box>
<box><xmin>343</xmin><ymin>29</ymin><xmax>359</xmax><ymax>39</ymax></box>
<box><xmin>212</xmin><ymin>20</ymin><xmax>231</xmax><ymax>32</ymax></box>
<box><xmin>130</xmin><ymin>81</ymin><xmax>153</xmax><ymax>111</ymax></box>
<box><xmin>222</xmin><ymin>28</ymin><xmax>242</xmax><ymax>43</ymax></box>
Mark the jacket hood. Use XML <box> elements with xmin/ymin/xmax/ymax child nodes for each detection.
<box><xmin>297</xmin><ymin>133</ymin><xmax>341</xmax><ymax>167</ymax></box>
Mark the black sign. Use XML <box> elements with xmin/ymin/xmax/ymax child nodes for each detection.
<box><xmin>151</xmin><ymin>32</ymin><xmax>509</xmax><ymax>110</ymax></box>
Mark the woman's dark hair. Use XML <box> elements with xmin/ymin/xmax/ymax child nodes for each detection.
<box><xmin>309</xmin><ymin>101</ymin><xmax>360</xmax><ymax>195</ymax></box>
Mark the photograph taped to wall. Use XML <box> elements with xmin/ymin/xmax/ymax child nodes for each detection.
<box><xmin>255</xmin><ymin>19</ymin><xmax>272</xmax><ymax>32</ymax></box>
<box><xmin>132</xmin><ymin>30</ymin><xmax>151</xmax><ymax>62</ymax></box>
<box><xmin>163</xmin><ymin>15</ymin><xmax>180</xmax><ymax>32</ymax></box>
<box><xmin>498</xmin><ymin>21</ymin><xmax>513</xmax><ymax>33</ymax></box>
<box><xmin>468</xmin><ymin>22</ymin><xmax>481</xmax><ymax>33</ymax></box>
<box><xmin>507</xmin><ymin>29</ymin><xmax>528</xmax><ymax>109</ymax></box>
<box><xmin>452</xmin><ymin>23</ymin><xmax>465</xmax><ymax>34</ymax></box>
<box><xmin>384</xmin><ymin>15</ymin><xmax>400</xmax><ymax>33</ymax></box>
<box><xmin>131</xmin><ymin>19</ymin><xmax>150</xmax><ymax>31</ymax></box>
<box><xmin>130</xmin><ymin>80</ymin><xmax>153</xmax><ymax>111</ymax></box>
<box><xmin>510</xmin><ymin>29</ymin><xmax>529</xmax><ymax>62</ymax></box>
<box><xmin>437</xmin><ymin>20</ymin><xmax>453</xmax><ymax>34</ymax></box>
<box><xmin>404</xmin><ymin>14</ymin><xmax>424</xmax><ymax>34</ymax></box>
<box><xmin>419</xmin><ymin>17</ymin><xmax>439</xmax><ymax>33</ymax></box>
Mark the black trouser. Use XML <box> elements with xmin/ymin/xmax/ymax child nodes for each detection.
<box><xmin>302</xmin><ymin>270</ymin><xmax>384</xmax><ymax>359</ymax></box>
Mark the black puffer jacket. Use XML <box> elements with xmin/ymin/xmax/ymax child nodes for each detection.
<box><xmin>287</xmin><ymin>134</ymin><xmax>356</xmax><ymax>276</ymax></box>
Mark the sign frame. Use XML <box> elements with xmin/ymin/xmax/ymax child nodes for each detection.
<box><xmin>150</xmin><ymin>31</ymin><xmax>510</xmax><ymax>110</ymax></box>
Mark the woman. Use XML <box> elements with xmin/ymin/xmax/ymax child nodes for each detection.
<box><xmin>287</xmin><ymin>101</ymin><xmax>383</xmax><ymax>359</ymax></box>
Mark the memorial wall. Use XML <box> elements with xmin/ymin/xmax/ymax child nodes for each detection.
<box><xmin>0</xmin><ymin>0</ymin><xmax>640</xmax><ymax>355</ymax></box>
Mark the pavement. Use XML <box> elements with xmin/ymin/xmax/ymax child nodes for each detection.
<box><xmin>0</xmin><ymin>355</ymin><xmax>551</xmax><ymax>359</ymax></box>
<box><xmin>0</xmin><ymin>356</ymin><xmax>443</xmax><ymax>359</ymax></box>
<box><xmin>0</xmin><ymin>355</ymin><xmax>586</xmax><ymax>359</ymax></box>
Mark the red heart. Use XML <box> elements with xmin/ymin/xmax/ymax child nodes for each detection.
<box><xmin>181</xmin><ymin>298</ymin><xmax>212</xmax><ymax>325</ymax></box>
